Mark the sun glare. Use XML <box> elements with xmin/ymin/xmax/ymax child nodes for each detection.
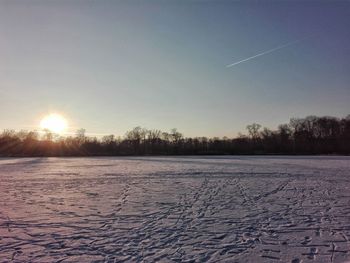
<box><xmin>40</xmin><ymin>114</ymin><xmax>68</xmax><ymax>134</ymax></box>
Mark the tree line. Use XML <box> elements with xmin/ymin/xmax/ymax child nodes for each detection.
<box><xmin>0</xmin><ymin>115</ymin><xmax>349</xmax><ymax>156</ymax></box>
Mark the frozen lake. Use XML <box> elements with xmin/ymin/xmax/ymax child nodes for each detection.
<box><xmin>1</xmin><ymin>156</ymin><xmax>350</xmax><ymax>262</ymax></box>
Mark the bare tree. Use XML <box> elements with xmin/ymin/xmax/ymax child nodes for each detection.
<box><xmin>246</xmin><ymin>123</ymin><xmax>261</xmax><ymax>140</ymax></box>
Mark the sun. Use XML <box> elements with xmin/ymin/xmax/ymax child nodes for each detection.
<box><xmin>40</xmin><ymin>113</ymin><xmax>68</xmax><ymax>134</ymax></box>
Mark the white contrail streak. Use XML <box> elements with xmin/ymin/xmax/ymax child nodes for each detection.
<box><xmin>226</xmin><ymin>36</ymin><xmax>310</xmax><ymax>68</ymax></box>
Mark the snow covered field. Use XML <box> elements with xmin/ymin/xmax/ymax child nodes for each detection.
<box><xmin>0</xmin><ymin>156</ymin><xmax>350</xmax><ymax>262</ymax></box>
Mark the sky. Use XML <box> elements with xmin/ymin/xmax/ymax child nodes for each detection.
<box><xmin>0</xmin><ymin>0</ymin><xmax>349</xmax><ymax>138</ymax></box>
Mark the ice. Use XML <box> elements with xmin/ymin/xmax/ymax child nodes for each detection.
<box><xmin>0</xmin><ymin>156</ymin><xmax>350</xmax><ymax>262</ymax></box>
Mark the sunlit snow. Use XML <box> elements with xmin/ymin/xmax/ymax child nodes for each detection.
<box><xmin>1</xmin><ymin>156</ymin><xmax>350</xmax><ymax>262</ymax></box>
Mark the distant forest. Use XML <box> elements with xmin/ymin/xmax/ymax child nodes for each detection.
<box><xmin>0</xmin><ymin>115</ymin><xmax>349</xmax><ymax>156</ymax></box>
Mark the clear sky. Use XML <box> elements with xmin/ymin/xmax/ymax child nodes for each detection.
<box><xmin>1</xmin><ymin>0</ymin><xmax>349</xmax><ymax>137</ymax></box>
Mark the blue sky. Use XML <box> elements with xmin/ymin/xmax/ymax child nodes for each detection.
<box><xmin>0</xmin><ymin>0</ymin><xmax>349</xmax><ymax>137</ymax></box>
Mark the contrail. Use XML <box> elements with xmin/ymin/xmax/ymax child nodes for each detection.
<box><xmin>226</xmin><ymin>36</ymin><xmax>311</xmax><ymax>68</ymax></box>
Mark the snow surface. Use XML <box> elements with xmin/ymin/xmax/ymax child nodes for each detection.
<box><xmin>0</xmin><ymin>156</ymin><xmax>350</xmax><ymax>262</ymax></box>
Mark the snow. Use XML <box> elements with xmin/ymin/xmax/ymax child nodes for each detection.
<box><xmin>0</xmin><ymin>156</ymin><xmax>350</xmax><ymax>262</ymax></box>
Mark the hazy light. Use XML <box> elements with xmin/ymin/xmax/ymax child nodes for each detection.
<box><xmin>40</xmin><ymin>114</ymin><xmax>68</xmax><ymax>134</ymax></box>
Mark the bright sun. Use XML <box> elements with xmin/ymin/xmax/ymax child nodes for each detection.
<box><xmin>40</xmin><ymin>114</ymin><xmax>68</xmax><ymax>134</ymax></box>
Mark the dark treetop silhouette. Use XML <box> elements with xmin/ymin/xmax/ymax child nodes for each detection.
<box><xmin>0</xmin><ymin>115</ymin><xmax>349</xmax><ymax>157</ymax></box>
